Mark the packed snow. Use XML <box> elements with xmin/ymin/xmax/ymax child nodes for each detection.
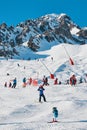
<box><xmin>0</xmin><ymin>43</ymin><xmax>87</xmax><ymax>130</ymax></box>
<box><xmin>70</xmin><ymin>27</ymin><xmax>80</xmax><ymax>35</ymax></box>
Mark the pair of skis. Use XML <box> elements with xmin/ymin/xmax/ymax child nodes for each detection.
<box><xmin>48</xmin><ymin>120</ymin><xmax>59</xmax><ymax>123</ymax></box>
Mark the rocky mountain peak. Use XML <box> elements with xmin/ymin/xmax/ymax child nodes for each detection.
<box><xmin>0</xmin><ymin>13</ymin><xmax>87</xmax><ymax>58</ymax></box>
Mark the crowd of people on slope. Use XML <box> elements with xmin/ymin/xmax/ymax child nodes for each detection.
<box><xmin>22</xmin><ymin>77</ymin><xmax>33</xmax><ymax>87</ymax></box>
<box><xmin>4</xmin><ymin>78</ymin><xmax>17</xmax><ymax>88</ymax></box>
<box><xmin>4</xmin><ymin>77</ymin><xmax>33</xmax><ymax>88</ymax></box>
<box><xmin>37</xmin><ymin>73</ymin><xmax>87</xmax><ymax>103</ymax></box>
<box><xmin>3</xmin><ymin>73</ymin><xmax>87</xmax><ymax>123</ymax></box>
<box><xmin>22</xmin><ymin>75</ymin><xmax>49</xmax><ymax>88</ymax></box>
<box><xmin>54</xmin><ymin>73</ymin><xmax>87</xmax><ymax>86</ymax></box>
<box><xmin>4</xmin><ymin>72</ymin><xmax>87</xmax><ymax>89</ymax></box>
<box><xmin>67</xmin><ymin>73</ymin><xmax>87</xmax><ymax>85</ymax></box>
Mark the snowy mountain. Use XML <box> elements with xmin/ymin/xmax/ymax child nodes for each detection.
<box><xmin>0</xmin><ymin>43</ymin><xmax>87</xmax><ymax>130</ymax></box>
<box><xmin>0</xmin><ymin>13</ymin><xmax>87</xmax><ymax>59</ymax></box>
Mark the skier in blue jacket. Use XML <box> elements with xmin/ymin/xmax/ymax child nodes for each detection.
<box><xmin>52</xmin><ymin>107</ymin><xmax>58</xmax><ymax>122</ymax></box>
<box><xmin>12</xmin><ymin>78</ymin><xmax>17</xmax><ymax>88</ymax></box>
<box><xmin>23</xmin><ymin>77</ymin><xmax>26</xmax><ymax>83</ymax></box>
<box><xmin>38</xmin><ymin>85</ymin><xmax>46</xmax><ymax>102</ymax></box>
<box><xmin>22</xmin><ymin>77</ymin><xmax>27</xmax><ymax>87</ymax></box>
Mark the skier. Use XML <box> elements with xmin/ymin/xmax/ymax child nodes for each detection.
<box><xmin>79</xmin><ymin>76</ymin><xmax>83</xmax><ymax>84</ymax></box>
<box><xmin>54</xmin><ymin>78</ymin><xmax>58</xmax><ymax>85</ymax></box>
<box><xmin>12</xmin><ymin>77</ymin><xmax>17</xmax><ymax>88</ymax></box>
<box><xmin>7</xmin><ymin>73</ymin><xmax>10</xmax><ymax>76</ymax></box>
<box><xmin>43</xmin><ymin>76</ymin><xmax>49</xmax><ymax>86</ymax></box>
<box><xmin>45</xmin><ymin>77</ymin><xmax>49</xmax><ymax>85</ymax></box>
<box><xmin>84</xmin><ymin>74</ymin><xmax>87</xmax><ymax>83</ymax></box>
<box><xmin>51</xmin><ymin>57</ymin><xmax>53</xmax><ymax>61</ymax></box>
<box><xmin>43</xmin><ymin>75</ymin><xmax>46</xmax><ymax>85</ymax></box>
<box><xmin>22</xmin><ymin>77</ymin><xmax>26</xmax><ymax>87</ymax></box>
<box><xmin>4</xmin><ymin>82</ymin><xmax>7</xmax><ymax>87</ymax></box>
<box><xmin>59</xmin><ymin>81</ymin><xmax>61</xmax><ymax>85</ymax></box>
<box><xmin>17</xmin><ymin>63</ymin><xmax>20</xmax><ymax>67</ymax></box>
<box><xmin>37</xmin><ymin>85</ymin><xmax>46</xmax><ymax>102</ymax></box>
<box><xmin>66</xmin><ymin>79</ymin><xmax>69</xmax><ymax>85</ymax></box>
<box><xmin>70</xmin><ymin>75</ymin><xmax>77</xmax><ymax>86</ymax></box>
<box><xmin>52</xmin><ymin>107</ymin><xmax>58</xmax><ymax>122</ymax></box>
<box><xmin>9</xmin><ymin>81</ymin><xmax>12</xmax><ymax>88</ymax></box>
<box><xmin>28</xmin><ymin>77</ymin><xmax>32</xmax><ymax>85</ymax></box>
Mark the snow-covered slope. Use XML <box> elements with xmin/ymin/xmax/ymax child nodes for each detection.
<box><xmin>0</xmin><ymin>43</ymin><xmax>87</xmax><ymax>130</ymax></box>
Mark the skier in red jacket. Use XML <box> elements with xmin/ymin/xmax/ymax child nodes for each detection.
<box><xmin>70</xmin><ymin>75</ymin><xmax>77</xmax><ymax>85</ymax></box>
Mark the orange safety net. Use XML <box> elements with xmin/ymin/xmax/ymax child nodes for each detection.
<box><xmin>32</xmin><ymin>79</ymin><xmax>38</xmax><ymax>86</ymax></box>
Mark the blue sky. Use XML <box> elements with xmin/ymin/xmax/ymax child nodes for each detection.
<box><xmin>0</xmin><ymin>0</ymin><xmax>87</xmax><ymax>27</ymax></box>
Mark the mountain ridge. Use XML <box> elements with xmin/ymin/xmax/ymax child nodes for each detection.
<box><xmin>0</xmin><ymin>13</ymin><xmax>87</xmax><ymax>58</ymax></box>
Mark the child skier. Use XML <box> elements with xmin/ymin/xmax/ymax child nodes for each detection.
<box><xmin>22</xmin><ymin>77</ymin><xmax>26</xmax><ymax>87</ymax></box>
<box><xmin>54</xmin><ymin>78</ymin><xmax>58</xmax><ymax>85</ymax></box>
<box><xmin>52</xmin><ymin>107</ymin><xmax>58</xmax><ymax>122</ymax></box>
<box><xmin>37</xmin><ymin>85</ymin><xmax>46</xmax><ymax>102</ymax></box>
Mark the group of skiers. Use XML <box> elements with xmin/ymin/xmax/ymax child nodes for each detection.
<box><xmin>4</xmin><ymin>77</ymin><xmax>33</xmax><ymax>88</ymax></box>
<box><xmin>4</xmin><ymin>73</ymin><xmax>87</xmax><ymax>89</ymax></box>
<box><xmin>80</xmin><ymin>74</ymin><xmax>87</xmax><ymax>83</ymax></box>
<box><xmin>54</xmin><ymin>73</ymin><xmax>87</xmax><ymax>86</ymax></box>
<box><xmin>4</xmin><ymin>72</ymin><xmax>87</xmax><ymax>89</ymax></box>
<box><xmin>22</xmin><ymin>77</ymin><xmax>33</xmax><ymax>87</ymax></box>
<box><xmin>4</xmin><ymin>77</ymin><xmax>17</xmax><ymax>88</ymax></box>
<box><xmin>43</xmin><ymin>75</ymin><xmax>49</xmax><ymax>86</ymax></box>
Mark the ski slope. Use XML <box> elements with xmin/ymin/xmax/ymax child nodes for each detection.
<box><xmin>0</xmin><ymin>43</ymin><xmax>87</xmax><ymax>130</ymax></box>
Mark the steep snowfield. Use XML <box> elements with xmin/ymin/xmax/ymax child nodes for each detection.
<box><xmin>0</xmin><ymin>43</ymin><xmax>87</xmax><ymax>130</ymax></box>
